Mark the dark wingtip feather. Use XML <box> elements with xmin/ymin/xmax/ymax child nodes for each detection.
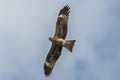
<box><xmin>59</xmin><ymin>5</ymin><xmax>70</xmax><ymax>16</ymax></box>
<box><xmin>44</xmin><ymin>63</ymin><xmax>52</xmax><ymax>77</ymax></box>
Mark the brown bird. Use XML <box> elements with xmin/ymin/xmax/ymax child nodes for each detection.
<box><xmin>44</xmin><ymin>5</ymin><xmax>76</xmax><ymax>76</ymax></box>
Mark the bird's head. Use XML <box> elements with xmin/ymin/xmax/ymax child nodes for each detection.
<box><xmin>48</xmin><ymin>37</ymin><xmax>56</xmax><ymax>42</ymax></box>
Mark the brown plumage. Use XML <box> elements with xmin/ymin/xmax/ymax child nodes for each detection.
<box><xmin>44</xmin><ymin>5</ymin><xmax>76</xmax><ymax>76</ymax></box>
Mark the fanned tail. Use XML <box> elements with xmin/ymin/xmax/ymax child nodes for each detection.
<box><xmin>64</xmin><ymin>40</ymin><xmax>76</xmax><ymax>52</ymax></box>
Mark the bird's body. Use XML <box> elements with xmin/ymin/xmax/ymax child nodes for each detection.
<box><xmin>49</xmin><ymin>37</ymin><xmax>66</xmax><ymax>46</ymax></box>
<box><xmin>44</xmin><ymin>5</ymin><xmax>76</xmax><ymax>76</ymax></box>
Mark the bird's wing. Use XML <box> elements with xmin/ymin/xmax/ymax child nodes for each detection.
<box><xmin>54</xmin><ymin>5</ymin><xmax>70</xmax><ymax>39</ymax></box>
<box><xmin>44</xmin><ymin>43</ymin><xmax>62</xmax><ymax>76</ymax></box>
<box><xmin>44</xmin><ymin>5</ymin><xmax>70</xmax><ymax>77</ymax></box>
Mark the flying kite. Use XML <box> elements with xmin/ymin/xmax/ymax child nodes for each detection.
<box><xmin>44</xmin><ymin>5</ymin><xmax>76</xmax><ymax>76</ymax></box>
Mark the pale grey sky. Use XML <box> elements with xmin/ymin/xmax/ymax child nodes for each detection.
<box><xmin>0</xmin><ymin>0</ymin><xmax>120</xmax><ymax>80</ymax></box>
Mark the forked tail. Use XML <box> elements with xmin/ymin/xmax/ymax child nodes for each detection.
<box><xmin>64</xmin><ymin>40</ymin><xmax>76</xmax><ymax>52</ymax></box>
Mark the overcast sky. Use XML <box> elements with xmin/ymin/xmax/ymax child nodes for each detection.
<box><xmin>0</xmin><ymin>0</ymin><xmax>120</xmax><ymax>80</ymax></box>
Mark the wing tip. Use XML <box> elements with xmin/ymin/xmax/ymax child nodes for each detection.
<box><xmin>59</xmin><ymin>5</ymin><xmax>70</xmax><ymax>15</ymax></box>
<box><xmin>44</xmin><ymin>62</ymin><xmax>52</xmax><ymax>77</ymax></box>
<box><xmin>64</xmin><ymin>5</ymin><xmax>70</xmax><ymax>12</ymax></box>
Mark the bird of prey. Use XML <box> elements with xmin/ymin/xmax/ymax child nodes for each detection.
<box><xmin>44</xmin><ymin>5</ymin><xmax>76</xmax><ymax>76</ymax></box>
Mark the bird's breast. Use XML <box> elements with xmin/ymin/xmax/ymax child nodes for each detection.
<box><xmin>56</xmin><ymin>38</ymin><xmax>66</xmax><ymax>45</ymax></box>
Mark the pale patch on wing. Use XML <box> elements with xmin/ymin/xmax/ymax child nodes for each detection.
<box><xmin>58</xmin><ymin>14</ymin><xmax>65</xmax><ymax>18</ymax></box>
<box><xmin>58</xmin><ymin>14</ymin><xmax>68</xmax><ymax>19</ymax></box>
<box><xmin>58</xmin><ymin>14</ymin><xmax>69</xmax><ymax>23</ymax></box>
<box><xmin>45</xmin><ymin>61</ymin><xmax>54</xmax><ymax>68</ymax></box>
